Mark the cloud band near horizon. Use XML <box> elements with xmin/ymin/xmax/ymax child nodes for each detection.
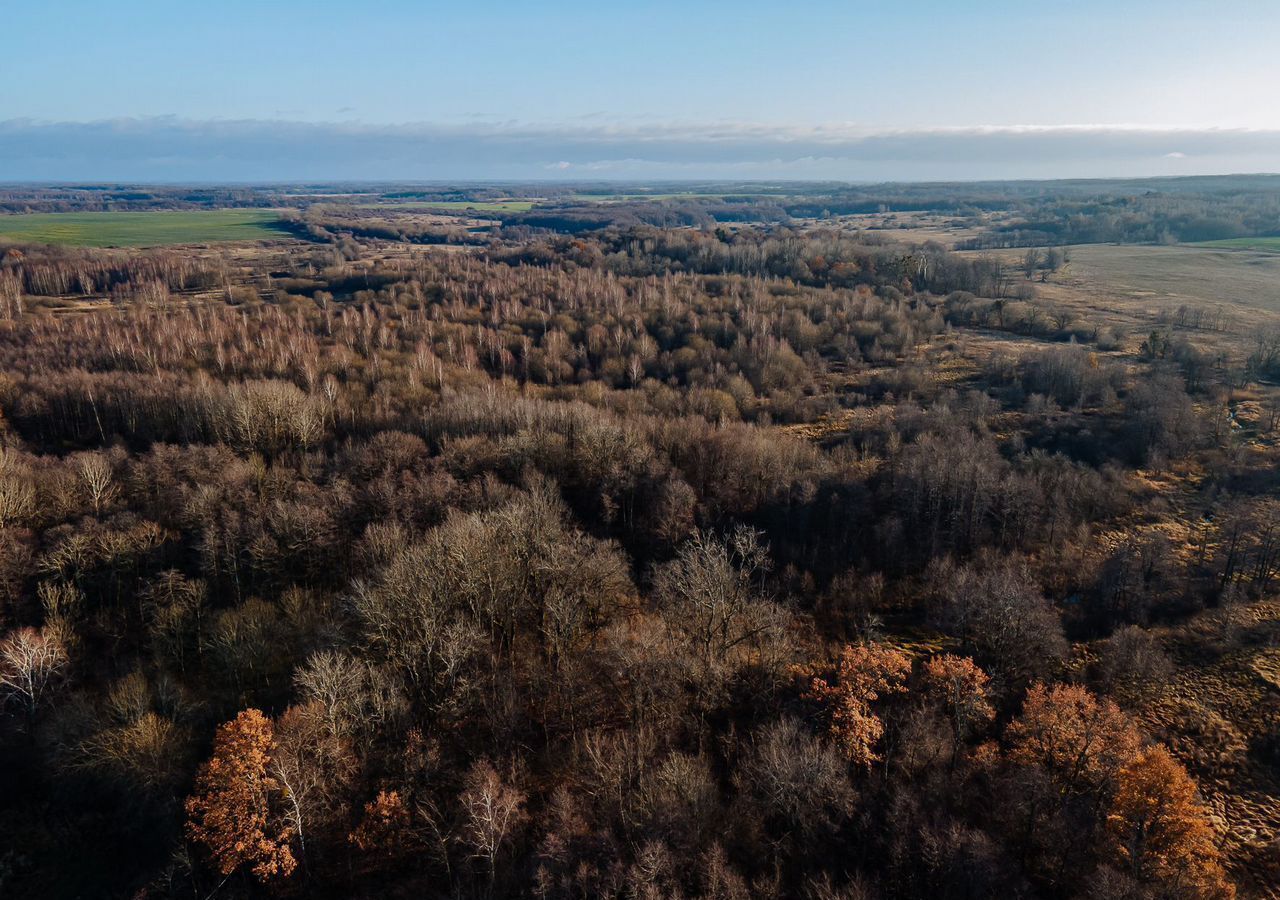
<box><xmin>3</xmin><ymin>118</ymin><xmax>1280</xmax><ymax>182</ymax></box>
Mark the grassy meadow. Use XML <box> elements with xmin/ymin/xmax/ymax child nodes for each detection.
<box><xmin>0</xmin><ymin>209</ymin><xmax>289</xmax><ymax>247</ymax></box>
<box><xmin>1065</xmin><ymin>244</ymin><xmax>1280</xmax><ymax>316</ymax></box>
<box><xmin>1194</xmin><ymin>236</ymin><xmax>1280</xmax><ymax>252</ymax></box>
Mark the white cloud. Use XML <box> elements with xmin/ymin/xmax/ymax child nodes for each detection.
<box><xmin>2</xmin><ymin>117</ymin><xmax>1279</xmax><ymax>181</ymax></box>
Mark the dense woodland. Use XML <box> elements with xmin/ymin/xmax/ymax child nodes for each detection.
<box><xmin>0</xmin><ymin>209</ymin><xmax>1276</xmax><ymax>899</ymax></box>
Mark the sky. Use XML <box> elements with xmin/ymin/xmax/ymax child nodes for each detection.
<box><xmin>4</xmin><ymin>0</ymin><xmax>1280</xmax><ymax>181</ymax></box>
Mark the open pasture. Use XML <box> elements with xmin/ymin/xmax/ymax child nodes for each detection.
<box><xmin>0</xmin><ymin>209</ymin><xmax>289</xmax><ymax>247</ymax></box>
<box><xmin>1065</xmin><ymin>244</ymin><xmax>1280</xmax><ymax>318</ymax></box>
<box><xmin>1195</xmin><ymin>236</ymin><xmax>1280</xmax><ymax>252</ymax></box>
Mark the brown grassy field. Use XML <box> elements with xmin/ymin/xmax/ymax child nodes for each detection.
<box><xmin>1143</xmin><ymin>599</ymin><xmax>1280</xmax><ymax>898</ymax></box>
<box><xmin>834</xmin><ymin>211</ymin><xmax>992</xmax><ymax>248</ymax></box>
<box><xmin>958</xmin><ymin>243</ymin><xmax>1280</xmax><ymax>366</ymax></box>
<box><xmin>1068</xmin><ymin>244</ymin><xmax>1280</xmax><ymax>317</ymax></box>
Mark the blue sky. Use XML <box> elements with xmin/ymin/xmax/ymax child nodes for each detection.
<box><xmin>4</xmin><ymin>0</ymin><xmax>1280</xmax><ymax>180</ymax></box>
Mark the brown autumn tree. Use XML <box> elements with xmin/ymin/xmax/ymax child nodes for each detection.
<box><xmin>1106</xmin><ymin>746</ymin><xmax>1234</xmax><ymax>899</ymax></box>
<box><xmin>349</xmin><ymin>790</ymin><xmax>412</xmax><ymax>858</ymax></box>
<box><xmin>185</xmin><ymin>708</ymin><xmax>297</xmax><ymax>883</ymax></box>
<box><xmin>921</xmin><ymin>653</ymin><xmax>995</xmax><ymax>745</ymax></box>
<box><xmin>794</xmin><ymin>643</ymin><xmax>911</xmax><ymax>765</ymax></box>
<box><xmin>1000</xmin><ymin>682</ymin><xmax>1146</xmax><ymax>889</ymax></box>
<box><xmin>1005</xmin><ymin>682</ymin><xmax>1142</xmax><ymax>796</ymax></box>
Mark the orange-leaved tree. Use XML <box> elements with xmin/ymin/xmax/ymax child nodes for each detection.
<box><xmin>793</xmin><ymin>643</ymin><xmax>911</xmax><ymax>766</ymax></box>
<box><xmin>1001</xmin><ymin>682</ymin><xmax>1147</xmax><ymax>889</ymax></box>
<box><xmin>1005</xmin><ymin>682</ymin><xmax>1141</xmax><ymax>797</ymax></box>
<box><xmin>1107</xmin><ymin>746</ymin><xmax>1234</xmax><ymax>899</ymax></box>
<box><xmin>921</xmin><ymin>653</ymin><xmax>995</xmax><ymax>744</ymax></box>
<box><xmin>185</xmin><ymin>708</ymin><xmax>297</xmax><ymax>882</ymax></box>
<box><xmin>349</xmin><ymin>789</ymin><xmax>411</xmax><ymax>857</ymax></box>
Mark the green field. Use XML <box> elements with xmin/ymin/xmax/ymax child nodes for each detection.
<box><xmin>0</xmin><ymin>210</ymin><xmax>290</xmax><ymax>247</ymax></box>
<box><xmin>1194</xmin><ymin>236</ymin><xmax>1280</xmax><ymax>252</ymax></box>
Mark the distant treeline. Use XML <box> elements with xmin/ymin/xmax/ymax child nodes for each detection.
<box><xmin>0</xmin><ymin>186</ymin><xmax>279</xmax><ymax>214</ymax></box>
<box><xmin>5</xmin><ymin>177</ymin><xmax>1280</xmax><ymax>249</ymax></box>
<box><xmin>500</xmin><ymin>200</ymin><xmax>792</xmax><ymax>232</ymax></box>
<box><xmin>958</xmin><ymin>190</ymin><xmax>1280</xmax><ymax>248</ymax></box>
<box><xmin>280</xmin><ymin>210</ymin><xmax>489</xmax><ymax>247</ymax></box>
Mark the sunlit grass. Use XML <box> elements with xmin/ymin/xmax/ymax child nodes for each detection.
<box><xmin>0</xmin><ymin>210</ymin><xmax>289</xmax><ymax>247</ymax></box>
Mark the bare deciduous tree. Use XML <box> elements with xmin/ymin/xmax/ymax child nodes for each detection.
<box><xmin>459</xmin><ymin>760</ymin><xmax>527</xmax><ymax>889</ymax></box>
<box><xmin>652</xmin><ymin>526</ymin><xmax>785</xmax><ymax>673</ymax></box>
<box><xmin>0</xmin><ymin>626</ymin><xmax>68</xmax><ymax>724</ymax></box>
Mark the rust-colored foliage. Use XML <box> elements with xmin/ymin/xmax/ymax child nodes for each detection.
<box><xmin>349</xmin><ymin>790</ymin><xmax>411</xmax><ymax>855</ymax></box>
<box><xmin>1005</xmin><ymin>682</ymin><xmax>1142</xmax><ymax>795</ymax></box>
<box><xmin>184</xmin><ymin>709</ymin><xmax>297</xmax><ymax>882</ymax></box>
<box><xmin>1107</xmin><ymin>746</ymin><xmax>1234</xmax><ymax>899</ymax></box>
<box><xmin>921</xmin><ymin>653</ymin><xmax>995</xmax><ymax>742</ymax></box>
<box><xmin>794</xmin><ymin>643</ymin><xmax>911</xmax><ymax>765</ymax></box>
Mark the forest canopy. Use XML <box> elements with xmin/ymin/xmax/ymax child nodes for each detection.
<box><xmin>0</xmin><ymin>183</ymin><xmax>1275</xmax><ymax>899</ymax></box>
